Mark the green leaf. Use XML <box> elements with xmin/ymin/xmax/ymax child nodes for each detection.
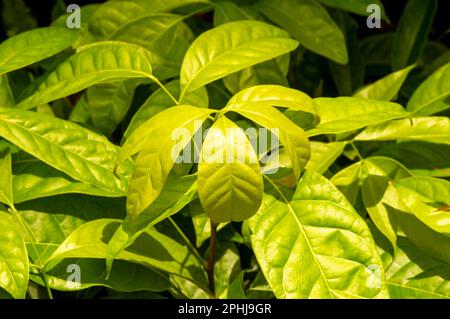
<box><xmin>126</xmin><ymin>106</ymin><xmax>212</xmax><ymax>218</ymax></box>
<box><xmin>355</xmin><ymin>117</ymin><xmax>450</xmax><ymax>145</ymax></box>
<box><xmin>198</xmin><ymin>116</ymin><xmax>263</xmax><ymax>222</ymax></box>
<box><xmin>84</xmin><ymin>0</ymin><xmax>208</xmax><ymax>42</ymax></box>
<box><xmin>225</xmin><ymin>103</ymin><xmax>311</xmax><ymax>181</ymax></box>
<box><xmin>108</xmin><ymin>13</ymin><xmax>191</xmax><ymax>80</ymax></box>
<box><xmin>85</xmin><ymin>80</ymin><xmax>142</xmax><ymax>136</ymax></box>
<box><xmin>385</xmin><ymin>237</ymin><xmax>450</xmax><ymax>299</ymax></box>
<box><xmin>223</xmin><ymin>59</ymin><xmax>289</xmax><ymax>95</ymax></box>
<box><xmin>392</xmin><ymin>0</ymin><xmax>437</xmax><ymax>70</ymax></box>
<box><xmin>0</xmin><ymin>210</ymin><xmax>29</xmax><ymax>299</ymax></box>
<box><xmin>226</xmin><ymin>85</ymin><xmax>317</xmax><ymax>116</ymax></box>
<box><xmin>16</xmin><ymin>195</ymin><xmax>125</xmax><ymax>266</ymax></box>
<box><xmin>393</xmin><ymin>177</ymin><xmax>450</xmax><ymax>236</ymax></box>
<box><xmin>328</xmin><ymin>12</ymin><xmax>364</xmax><ymax>96</ymax></box>
<box><xmin>375</xmin><ymin>142</ymin><xmax>450</xmax><ymax>177</ymax></box>
<box><xmin>249</xmin><ymin>171</ymin><xmax>388</xmax><ymax>298</ymax></box>
<box><xmin>316</xmin><ymin>0</ymin><xmax>388</xmax><ymax>21</ymax></box>
<box><xmin>354</xmin><ymin>65</ymin><xmax>415</xmax><ymax>101</ymax></box>
<box><xmin>0</xmin><ymin>75</ymin><xmax>15</xmax><ymax>108</ymax></box>
<box><xmin>305</xmin><ymin>141</ymin><xmax>346</xmax><ymax>174</ymax></box>
<box><xmin>189</xmin><ymin>199</ymin><xmax>227</xmax><ymax>247</ymax></box>
<box><xmin>0</xmin><ymin>27</ymin><xmax>76</xmax><ymax>76</ymax></box>
<box><xmin>259</xmin><ymin>0</ymin><xmax>348</xmax><ymax>64</ymax></box>
<box><xmin>213</xmin><ymin>241</ymin><xmax>241</xmax><ymax>297</ymax></box>
<box><xmin>124</xmin><ymin>80</ymin><xmax>209</xmax><ymax>140</ymax></box>
<box><xmin>46</xmin><ymin>218</ymin><xmax>209</xmax><ymax>292</ymax></box>
<box><xmin>383</xmin><ymin>185</ymin><xmax>450</xmax><ymax>265</ymax></box>
<box><xmin>307</xmin><ymin>97</ymin><xmax>408</xmax><ymax>136</ymax></box>
<box><xmin>11</xmin><ymin>154</ymin><xmax>120</xmax><ymax>203</ymax></box>
<box><xmin>407</xmin><ymin>62</ymin><xmax>450</xmax><ymax>116</ymax></box>
<box><xmin>213</xmin><ymin>1</ymin><xmax>253</xmax><ymax>26</ymax></box>
<box><xmin>0</xmin><ymin>150</ymin><xmax>13</xmax><ymax>207</ymax></box>
<box><xmin>1</xmin><ymin>0</ymin><xmax>37</xmax><ymax>37</ymax></box>
<box><xmin>219</xmin><ymin>271</ymin><xmax>246</xmax><ymax>299</ymax></box>
<box><xmin>0</xmin><ymin>108</ymin><xmax>127</xmax><ymax>195</ymax></box>
<box><xmin>179</xmin><ymin>20</ymin><xmax>298</xmax><ymax>95</ymax></box>
<box><xmin>331</xmin><ymin>161</ymin><xmax>364</xmax><ymax>206</ymax></box>
<box><xmin>32</xmin><ymin>259</ymin><xmax>170</xmax><ymax>293</ymax></box>
<box><xmin>106</xmin><ymin>174</ymin><xmax>197</xmax><ymax>272</ymax></box>
<box><xmin>361</xmin><ymin>157</ymin><xmax>412</xmax><ymax>250</ymax></box>
<box><xmin>17</xmin><ymin>41</ymin><xmax>154</xmax><ymax>110</ymax></box>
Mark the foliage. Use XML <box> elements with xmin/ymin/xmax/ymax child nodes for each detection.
<box><xmin>0</xmin><ymin>0</ymin><xmax>449</xmax><ymax>299</ymax></box>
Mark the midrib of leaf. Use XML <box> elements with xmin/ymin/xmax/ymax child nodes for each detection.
<box><xmin>411</xmin><ymin>89</ymin><xmax>450</xmax><ymax>115</ymax></box>
<box><xmin>181</xmin><ymin>35</ymin><xmax>294</xmax><ymax>97</ymax></box>
<box><xmin>262</xmin><ymin>5</ymin><xmax>342</xmax><ymax>61</ymax></box>
<box><xmin>262</xmin><ymin>176</ymin><xmax>334</xmax><ymax>298</ymax></box>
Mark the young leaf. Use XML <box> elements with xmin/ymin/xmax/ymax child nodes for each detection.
<box><xmin>226</xmin><ymin>85</ymin><xmax>317</xmax><ymax>116</ymax></box>
<box><xmin>126</xmin><ymin>106</ymin><xmax>213</xmax><ymax>219</ymax></box>
<box><xmin>407</xmin><ymin>62</ymin><xmax>450</xmax><ymax>116</ymax></box>
<box><xmin>259</xmin><ymin>0</ymin><xmax>348</xmax><ymax>64</ymax></box>
<box><xmin>392</xmin><ymin>0</ymin><xmax>437</xmax><ymax>70</ymax></box>
<box><xmin>179</xmin><ymin>20</ymin><xmax>298</xmax><ymax>96</ymax></box>
<box><xmin>0</xmin><ymin>150</ymin><xmax>13</xmax><ymax>207</ymax></box>
<box><xmin>0</xmin><ymin>108</ymin><xmax>127</xmax><ymax>195</ymax></box>
<box><xmin>249</xmin><ymin>171</ymin><xmax>388</xmax><ymax>298</ymax></box>
<box><xmin>198</xmin><ymin>116</ymin><xmax>263</xmax><ymax>223</ymax></box>
<box><xmin>0</xmin><ymin>27</ymin><xmax>76</xmax><ymax>76</ymax></box>
<box><xmin>355</xmin><ymin>117</ymin><xmax>450</xmax><ymax>145</ymax></box>
<box><xmin>0</xmin><ymin>210</ymin><xmax>29</xmax><ymax>299</ymax></box>
<box><xmin>307</xmin><ymin>97</ymin><xmax>408</xmax><ymax>136</ymax></box>
<box><xmin>225</xmin><ymin>103</ymin><xmax>311</xmax><ymax>181</ymax></box>
<box><xmin>17</xmin><ymin>41</ymin><xmax>154</xmax><ymax>110</ymax></box>
<box><xmin>354</xmin><ymin>65</ymin><xmax>415</xmax><ymax>101</ymax></box>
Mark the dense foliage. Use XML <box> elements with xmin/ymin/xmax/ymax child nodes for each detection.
<box><xmin>0</xmin><ymin>0</ymin><xmax>449</xmax><ymax>299</ymax></box>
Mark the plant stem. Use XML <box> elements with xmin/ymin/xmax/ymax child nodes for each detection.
<box><xmin>207</xmin><ymin>220</ymin><xmax>218</xmax><ymax>296</ymax></box>
<box><xmin>41</xmin><ymin>272</ymin><xmax>54</xmax><ymax>299</ymax></box>
<box><xmin>350</xmin><ymin>142</ymin><xmax>364</xmax><ymax>161</ymax></box>
<box><xmin>148</xmin><ymin>75</ymin><xmax>179</xmax><ymax>105</ymax></box>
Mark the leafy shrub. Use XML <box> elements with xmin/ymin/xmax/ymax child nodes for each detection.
<box><xmin>0</xmin><ymin>0</ymin><xmax>449</xmax><ymax>299</ymax></box>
